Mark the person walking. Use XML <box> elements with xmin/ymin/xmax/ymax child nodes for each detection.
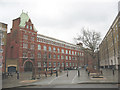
<box><xmin>88</xmin><ymin>70</ymin><xmax>90</xmax><ymax>76</ymax></box>
<box><xmin>17</xmin><ymin>71</ymin><xmax>19</xmax><ymax>79</ymax></box>
<box><xmin>45</xmin><ymin>72</ymin><xmax>47</xmax><ymax>77</ymax></box>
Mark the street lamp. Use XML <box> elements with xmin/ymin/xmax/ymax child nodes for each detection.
<box><xmin>97</xmin><ymin>47</ymin><xmax>100</xmax><ymax>73</ymax></box>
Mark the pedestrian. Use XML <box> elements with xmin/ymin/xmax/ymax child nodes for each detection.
<box><xmin>100</xmin><ymin>70</ymin><xmax>103</xmax><ymax>75</ymax></box>
<box><xmin>17</xmin><ymin>71</ymin><xmax>19</xmax><ymax>79</ymax></box>
<box><xmin>45</xmin><ymin>72</ymin><xmax>47</xmax><ymax>77</ymax></box>
<box><xmin>88</xmin><ymin>71</ymin><xmax>90</xmax><ymax>76</ymax></box>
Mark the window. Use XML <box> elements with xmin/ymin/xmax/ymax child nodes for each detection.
<box><xmin>30</xmin><ymin>53</ymin><xmax>34</xmax><ymax>58</ymax></box>
<box><xmin>58</xmin><ymin>55</ymin><xmax>60</xmax><ymax>59</ymax></box>
<box><xmin>30</xmin><ymin>26</ymin><xmax>32</xmax><ymax>30</ymax></box>
<box><xmin>38</xmin><ymin>52</ymin><xmax>41</xmax><ymax>58</ymax></box>
<box><xmin>75</xmin><ymin>57</ymin><xmax>77</xmax><ymax>60</ymax></box>
<box><xmin>76</xmin><ymin>63</ymin><xmax>77</xmax><ymax>67</ymax></box>
<box><xmin>49</xmin><ymin>54</ymin><xmax>51</xmax><ymax>59</ymax></box>
<box><xmin>30</xmin><ymin>44</ymin><xmax>34</xmax><ymax>49</ymax></box>
<box><xmin>69</xmin><ymin>56</ymin><xmax>71</xmax><ymax>60</ymax></box>
<box><xmin>82</xmin><ymin>53</ymin><xmax>84</xmax><ymax>56</ymax></box>
<box><xmin>62</xmin><ymin>49</ymin><xmax>64</xmax><ymax>53</ymax></box>
<box><xmin>23</xmin><ymin>52</ymin><xmax>27</xmax><ymax>57</ymax></box>
<box><xmin>58</xmin><ymin>62</ymin><xmax>60</xmax><ymax>67</ymax></box>
<box><xmin>44</xmin><ymin>53</ymin><xmax>47</xmax><ymax>59</ymax></box>
<box><xmin>26</xmin><ymin>25</ymin><xmax>29</xmax><ymax>29</ymax></box>
<box><xmin>61</xmin><ymin>55</ymin><xmax>64</xmax><ymax>59</ymax></box>
<box><xmin>62</xmin><ymin>63</ymin><xmax>64</xmax><ymax>67</ymax></box>
<box><xmin>53</xmin><ymin>54</ymin><xmax>56</xmax><ymax>59</ymax></box>
<box><xmin>66</xmin><ymin>56</ymin><xmax>68</xmax><ymax>60</ymax></box>
<box><xmin>23</xmin><ymin>43</ymin><xmax>28</xmax><ymax>48</ymax></box>
<box><xmin>31</xmin><ymin>37</ymin><xmax>34</xmax><ymax>41</ymax></box>
<box><xmin>38</xmin><ymin>62</ymin><xmax>41</xmax><ymax>67</ymax></box>
<box><xmin>49</xmin><ymin>62</ymin><xmax>51</xmax><ymax>67</ymax></box>
<box><xmin>53</xmin><ymin>47</ymin><xmax>56</xmax><ymax>52</ymax></box>
<box><xmin>72</xmin><ymin>56</ymin><xmax>74</xmax><ymax>60</ymax></box>
<box><xmin>49</xmin><ymin>46</ymin><xmax>51</xmax><ymax>51</ymax></box>
<box><xmin>54</xmin><ymin>62</ymin><xmax>56</xmax><ymax>67</ymax></box>
<box><xmin>118</xmin><ymin>21</ymin><xmax>120</xmax><ymax>27</ymax></box>
<box><xmin>23</xmin><ymin>35</ymin><xmax>28</xmax><ymax>40</ymax></box>
<box><xmin>72</xmin><ymin>51</ymin><xmax>74</xmax><ymax>55</ymax></box>
<box><xmin>69</xmin><ymin>50</ymin><xmax>71</xmax><ymax>55</ymax></box>
<box><xmin>44</xmin><ymin>45</ymin><xmax>47</xmax><ymax>51</ymax></box>
<box><xmin>66</xmin><ymin>62</ymin><xmax>68</xmax><ymax>67</ymax></box>
<box><xmin>66</xmin><ymin>50</ymin><xmax>68</xmax><ymax>54</ymax></box>
<box><xmin>57</xmin><ymin>48</ymin><xmax>60</xmax><ymax>53</ymax></box>
<box><xmin>73</xmin><ymin>63</ymin><xmax>74</xmax><ymax>66</ymax></box>
<box><xmin>38</xmin><ymin>44</ymin><xmax>41</xmax><ymax>50</ymax></box>
<box><xmin>70</xmin><ymin>63</ymin><xmax>71</xmax><ymax>66</ymax></box>
<box><xmin>44</xmin><ymin>62</ymin><xmax>46</xmax><ymax>67</ymax></box>
<box><xmin>75</xmin><ymin>52</ymin><xmax>76</xmax><ymax>55</ymax></box>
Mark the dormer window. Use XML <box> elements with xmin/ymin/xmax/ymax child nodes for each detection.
<box><xmin>26</xmin><ymin>25</ymin><xmax>29</xmax><ymax>29</ymax></box>
<box><xmin>30</xmin><ymin>26</ymin><xmax>32</xmax><ymax>30</ymax></box>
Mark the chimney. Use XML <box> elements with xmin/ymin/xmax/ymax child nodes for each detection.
<box><xmin>118</xmin><ymin>1</ymin><xmax>120</xmax><ymax>13</ymax></box>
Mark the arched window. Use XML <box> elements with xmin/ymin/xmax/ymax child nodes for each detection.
<box><xmin>49</xmin><ymin>46</ymin><xmax>51</xmax><ymax>51</ymax></box>
<box><xmin>38</xmin><ymin>44</ymin><xmax>41</xmax><ymax>50</ymax></box>
<box><xmin>43</xmin><ymin>45</ymin><xmax>47</xmax><ymax>51</ymax></box>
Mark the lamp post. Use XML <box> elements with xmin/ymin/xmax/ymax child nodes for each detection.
<box><xmin>97</xmin><ymin>47</ymin><xmax>100</xmax><ymax>73</ymax></box>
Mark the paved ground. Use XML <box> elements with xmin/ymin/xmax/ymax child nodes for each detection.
<box><xmin>22</xmin><ymin>84</ymin><xmax>118</xmax><ymax>88</ymax></box>
<box><xmin>2</xmin><ymin>68</ymin><xmax>119</xmax><ymax>89</ymax></box>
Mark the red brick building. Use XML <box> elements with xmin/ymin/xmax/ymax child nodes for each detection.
<box><xmin>6</xmin><ymin>12</ymin><xmax>84</xmax><ymax>73</ymax></box>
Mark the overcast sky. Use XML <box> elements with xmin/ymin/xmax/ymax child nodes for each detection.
<box><xmin>0</xmin><ymin>0</ymin><xmax>119</xmax><ymax>44</ymax></box>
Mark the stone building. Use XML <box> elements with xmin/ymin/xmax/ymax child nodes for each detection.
<box><xmin>99</xmin><ymin>11</ymin><xmax>120</xmax><ymax>69</ymax></box>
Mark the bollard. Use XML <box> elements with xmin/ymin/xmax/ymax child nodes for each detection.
<box><xmin>67</xmin><ymin>69</ymin><xmax>68</xmax><ymax>77</ymax></box>
<box><xmin>56</xmin><ymin>71</ymin><xmax>58</xmax><ymax>77</ymax></box>
<box><xmin>78</xmin><ymin>70</ymin><xmax>80</xmax><ymax>77</ymax></box>
<box><xmin>113</xmin><ymin>70</ymin><xmax>114</xmax><ymax>75</ymax></box>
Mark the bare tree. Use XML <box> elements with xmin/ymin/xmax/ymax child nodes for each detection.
<box><xmin>75</xmin><ymin>28</ymin><xmax>101</xmax><ymax>69</ymax></box>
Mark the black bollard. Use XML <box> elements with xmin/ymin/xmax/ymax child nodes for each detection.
<box><xmin>51</xmin><ymin>70</ymin><xmax>53</xmax><ymax>76</ymax></box>
<box><xmin>113</xmin><ymin>70</ymin><xmax>114</xmax><ymax>75</ymax></box>
<box><xmin>78</xmin><ymin>70</ymin><xmax>80</xmax><ymax>77</ymax></box>
<box><xmin>67</xmin><ymin>69</ymin><xmax>68</xmax><ymax>77</ymax></box>
<box><xmin>56</xmin><ymin>71</ymin><xmax>58</xmax><ymax>77</ymax></box>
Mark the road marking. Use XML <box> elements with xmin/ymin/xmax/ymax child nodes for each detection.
<box><xmin>48</xmin><ymin>73</ymin><xmax>67</xmax><ymax>84</ymax></box>
<box><xmin>72</xmin><ymin>72</ymin><xmax>77</xmax><ymax>83</ymax></box>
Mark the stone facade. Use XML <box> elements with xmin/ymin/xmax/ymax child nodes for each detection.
<box><xmin>99</xmin><ymin>12</ymin><xmax>120</xmax><ymax>69</ymax></box>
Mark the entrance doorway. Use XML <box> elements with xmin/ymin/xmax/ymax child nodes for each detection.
<box><xmin>8</xmin><ymin>66</ymin><xmax>16</xmax><ymax>72</ymax></box>
<box><xmin>24</xmin><ymin>61</ymin><xmax>33</xmax><ymax>72</ymax></box>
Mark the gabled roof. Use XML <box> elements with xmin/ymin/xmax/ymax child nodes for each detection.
<box><xmin>19</xmin><ymin>12</ymin><xmax>37</xmax><ymax>32</ymax></box>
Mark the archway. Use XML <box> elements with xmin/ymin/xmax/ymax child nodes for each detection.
<box><xmin>24</xmin><ymin>61</ymin><xmax>33</xmax><ymax>72</ymax></box>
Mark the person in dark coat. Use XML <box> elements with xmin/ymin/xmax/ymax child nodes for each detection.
<box><xmin>17</xmin><ymin>71</ymin><xmax>19</xmax><ymax>79</ymax></box>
